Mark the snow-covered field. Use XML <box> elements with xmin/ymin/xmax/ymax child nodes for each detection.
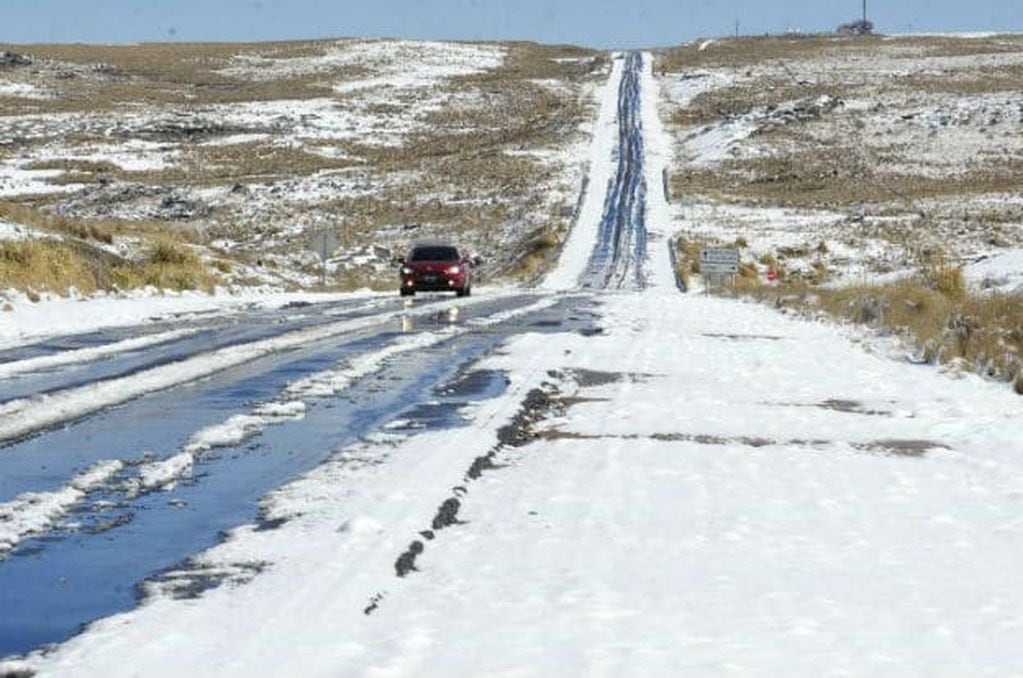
<box><xmin>658</xmin><ymin>34</ymin><xmax>1023</xmax><ymax>289</ymax></box>
<box><xmin>5</xmin><ymin>46</ymin><xmax>1023</xmax><ymax>677</ymax></box>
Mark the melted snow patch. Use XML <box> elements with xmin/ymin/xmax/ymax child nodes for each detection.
<box><xmin>0</xmin><ymin>460</ymin><xmax>123</xmax><ymax>555</ymax></box>
<box><xmin>185</xmin><ymin>401</ymin><xmax>307</xmax><ymax>453</ymax></box>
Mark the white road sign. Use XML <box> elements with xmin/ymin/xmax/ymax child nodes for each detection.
<box><xmin>700</xmin><ymin>248</ymin><xmax>739</xmax><ymax>274</ymax></box>
<box><xmin>309</xmin><ymin>231</ymin><xmax>339</xmax><ymax>260</ymax></box>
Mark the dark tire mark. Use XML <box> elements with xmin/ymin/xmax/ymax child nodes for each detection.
<box><xmin>394</xmin><ymin>541</ymin><xmax>424</xmax><ymax>578</ymax></box>
<box><xmin>580</xmin><ymin>52</ymin><xmax>647</xmax><ymax>290</ymax></box>
<box><xmin>431</xmin><ymin>498</ymin><xmax>464</xmax><ymax>531</ymax></box>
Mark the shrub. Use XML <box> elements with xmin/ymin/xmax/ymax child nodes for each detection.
<box><xmin>112</xmin><ymin>240</ymin><xmax>215</xmax><ymax>292</ymax></box>
<box><xmin>0</xmin><ymin>240</ymin><xmax>99</xmax><ymax>294</ymax></box>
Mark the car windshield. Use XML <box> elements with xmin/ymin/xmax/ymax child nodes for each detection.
<box><xmin>409</xmin><ymin>246</ymin><xmax>459</xmax><ymax>262</ymax></box>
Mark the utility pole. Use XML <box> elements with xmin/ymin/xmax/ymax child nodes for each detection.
<box><xmin>735</xmin><ymin>18</ymin><xmax>740</xmax><ymax>38</ymax></box>
<box><xmin>863</xmin><ymin>0</ymin><xmax>867</xmax><ymax>24</ymax></box>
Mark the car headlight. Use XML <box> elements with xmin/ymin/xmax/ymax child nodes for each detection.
<box><xmin>447</xmin><ymin>266</ymin><xmax>461</xmax><ymax>274</ymax></box>
<box><xmin>401</xmin><ymin>267</ymin><xmax>413</xmax><ymax>275</ymax></box>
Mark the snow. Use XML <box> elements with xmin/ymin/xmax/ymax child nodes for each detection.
<box><xmin>331</xmin><ymin>41</ymin><xmax>504</xmax><ymax>93</ymax></box>
<box><xmin>0</xmin><ymin>290</ymin><xmax>533</xmax><ymax>445</ymax></box>
<box><xmin>22</xmin><ymin>270</ymin><xmax>1023</xmax><ymax>675</ymax></box>
<box><xmin>0</xmin><ymin>165</ymin><xmax>83</xmax><ymax>198</ymax></box>
<box><xmin>663</xmin><ymin>71</ymin><xmax>733</xmax><ymax>109</ymax></box>
<box><xmin>27</xmin><ymin>138</ymin><xmax>180</xmax><ymax>173</ymax></box>
<box><xmin>543</xmin><ymin>54</ymin><xmax>623</xmax><ymax>291</ymax></box>
<box><xmin>0</xmin><ymin>82</ymin><xmax>50</xmax><ymax>99</ymax></box>
<box><xmin>3</xmin><ymin>294</ymin><xmax>567</xmax><ymax>547</ymax></box>
<box><xmin>0</xmin><ymin>460</ymin><xmax>123</xmax><ymax>556</ymax></box>
<box><xmin>965</xmin><ymin>249</ymin><xmax>1023</xmax><ymax>292</ymax></box>
<box><xmin>133</xmin><ymin>453</ymin><xmax>194</xmax><ymax>495</ymax></box>
<box><xmin>0</xmin><ymin>289</ymin><xmax>376</xmax><ymax>351</ymax></box>
<box><xmin>220</xmin><ymin>40</ymin><xmax>503</xmax><ymax>87</ymax></box>
<box><xmin>0</xmin><ymin>220</ymin><xmax>51</xmax><ymax>242</ymax></box>
<box><xmin>0</xmin><ymin>328</ymin><xmax>199</xmax><ymax>380</ymax></box>
<box><xmin>184</xmin><ymin>403</ymin><xmax>307</xmax><ymax>453</ymax></box>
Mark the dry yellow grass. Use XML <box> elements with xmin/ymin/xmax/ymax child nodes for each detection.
<box><xmin>110</xmin><ymin>239</ymin><xmax>216</xmax><ymax>291</ymax></box>
<box><xmin>0</xmin><ymin>200</ymin><xmax>201</xmax><ymax>245</ymax></box>
<box><xmin>688</xmin><ymin>256</ymin><xmax>1023</xmax><ymax>387</ymax></box>
<box><xmin>0</xmin><ymin>240</ymin><xmax>103</xmax><ymax>294</ymax></box>
<box><xmin>0</xmin><ymin>40</ymin><xmax>358</xmax><ymax>113</ymax></box>
<box><xmin>0</xmin><ymin>236</ymin><xmax>215</xmax><ymax>295</ymax></box>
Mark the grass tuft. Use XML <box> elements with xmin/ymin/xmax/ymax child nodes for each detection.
<box><xmin>0</xmin><ymin>240</ymin><xmax>100</xmax><ymax>294</ymax></box>
<box><xmin>111</xmin><ymin>239</ymin><xmax>216</xmax><ymax>291</ymax></box>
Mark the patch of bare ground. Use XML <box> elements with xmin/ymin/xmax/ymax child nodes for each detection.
<box><xmin>0</xmin><ymin>40</ymin><xmax>355</xmax><ymax>112</ymax></box>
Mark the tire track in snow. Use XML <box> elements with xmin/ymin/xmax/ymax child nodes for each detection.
<box><xmin>580</xmin><ymin>52</ymin><xmax>647</xmax><ymax>290</ymax></box>
<box><xmin>0</xmin><ymin>328</ymin><xmax>201</xmax><ymax>381</ymax></box>
<box><xmin>0</xmin><ymin>292</ymin><xmax>524</xmax><ymax>445</ymax></box>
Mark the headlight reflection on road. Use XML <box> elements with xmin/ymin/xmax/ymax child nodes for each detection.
<box><xmin>400</xmin><ymin>297</ymin><xmax>416</xmax><ymax>332</ymax></box>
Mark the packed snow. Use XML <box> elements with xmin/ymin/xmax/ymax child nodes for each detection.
<box><xmin>543</xmin><ymin>54</ymin><xmax>624</xmax><ymax>291</ymax></box>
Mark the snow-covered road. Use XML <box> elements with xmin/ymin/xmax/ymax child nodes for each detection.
<box><xmin>4</xmin><ymin>51</ymin><xmax>1023</xmax><ymax>676</ymax></box>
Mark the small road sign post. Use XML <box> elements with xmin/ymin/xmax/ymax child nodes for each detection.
<box><xmin>309</xmin><ymin>227</ymin><xmax>339</xmax><ymax>288</ymax></box>
<box><xmin>700</xmin><ymin>247</ymin><xmax>740</xmax><ymax>293</ymax></box>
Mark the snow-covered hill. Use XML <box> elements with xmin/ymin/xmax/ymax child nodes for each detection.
<box><xmin>1</xmin><ymin>39</ymin><xmax>604</xmax><ymax>296</ymax></box>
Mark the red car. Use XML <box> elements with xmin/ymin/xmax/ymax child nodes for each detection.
<box><xmin>398</xmin><ymin>243</ymin><xmax>476</xmax><ymax>297</ymax></box>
